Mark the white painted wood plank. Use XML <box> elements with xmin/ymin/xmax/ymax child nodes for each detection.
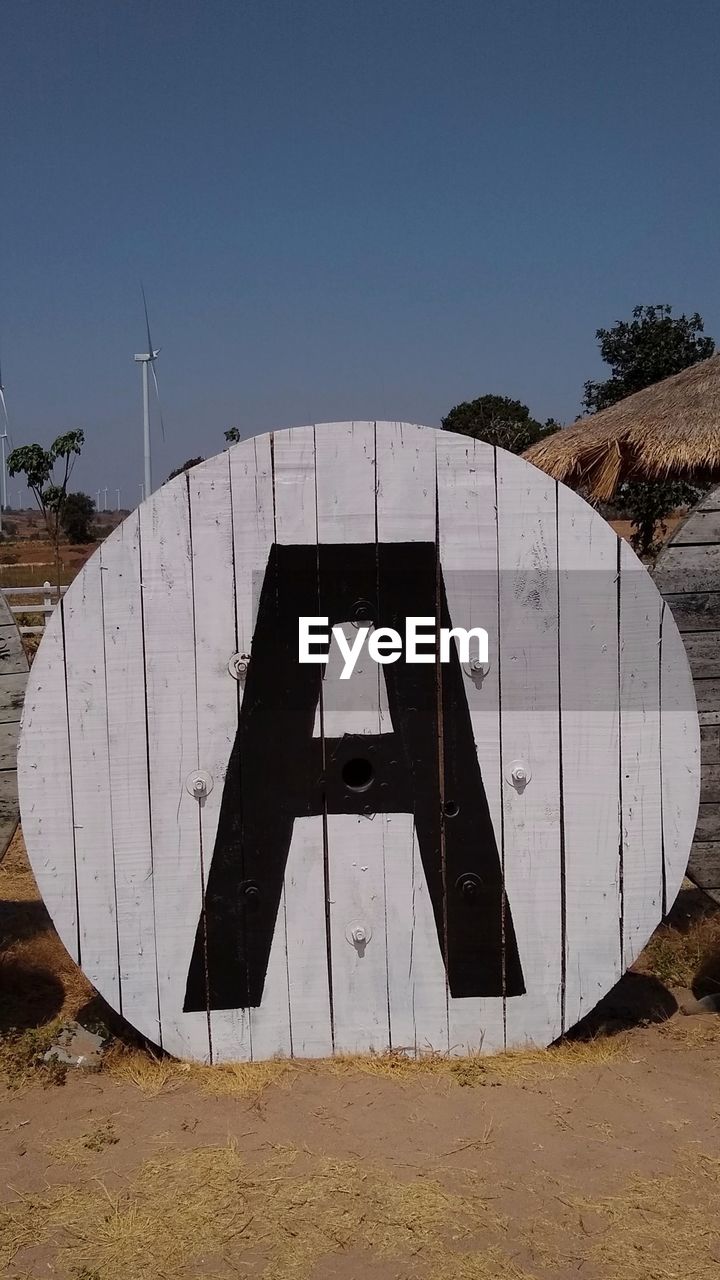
<box><xmin>315</xmin><ymin>420</ymin><xmax>391</xmax><ymax>1055</ymax></box>
<box><xmin>189</xmin><ymin>452</ymin><xmax>247</xmax><ymax>1062</ymax></box>
<box><xmin>100</xmin><ymin>513</ymin><xmax>160</xmax><ymax>1045</ymax></box>
<box><xmin>497</xmin><ymin>451</ymin><xmax>562</xmax><ymax>1048</ymax></box>
<box><xmin>619</xmin><ymin>540</ymin><xmax>663</xmax><ymax>966</ymax></box>
<box><xmin>559</xmin><ymin>484</ymin><xmax>621</xmax><ymax>1031</ymax></box>
<box><xmin>375</xmin><ymin>421</ymin><xmax>435</xmax><ymax>543</ymax></box>
<box><xmin>140</xmin><ymin>480</ymin><xmax>210</xmax><ymax>1062</ymax></box>
<box><xmin>436</xmin><ymin>432</ymin><xmax>504</xmax><ymax>1055</ymax></box>
<box><xmin>273</xmin><ymin>424</ymin><xmax>333</xmax><ymax>1057</ymax></box>
<box><xmin>62</xmin><ymin>556</ymin><xmax>120</xmax><ymax>1008</ymax></box>
<box><xmin>376</xmin><ymin>420</ymin><xmax>448</xmax><ymax>1054</ymax></box>
<box><xmin>229</xmin><ymin>433</ymin><xmax>291</xmax><ymax>1060</ymax></box>
<box><xmin>17</xmin><ymin>607</ymin><xmax>79</xmax><ymax>962</ymax></box>
<box><xmin>661</xmin><ymin>602</ymin><xmax>701</xmax><ymax>909</ymax></box>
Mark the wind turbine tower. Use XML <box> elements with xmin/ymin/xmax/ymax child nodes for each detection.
<box><xmin>134</xmin><ymin>286</ymin><xmax>164</xmax><ymax>500</ymax></box>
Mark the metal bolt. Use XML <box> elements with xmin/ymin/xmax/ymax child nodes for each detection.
<box><xmin>228</xmin><ymin>652</ymin><xmax>250</xmax><ymax>680</ymax></box>
<box><xmin>458</xmin><ymin>875</ymin><xmax>479</xmax><ymax>898</ymax></box>
<box><xmin>506</xmin><ymin>758</ymin><xmax>531</xmax><ymax>790</ymax></box>
<box><xmin>352</xmin><ymin>926</ymin><xmax>366</xmax><ymax>944</ymax></box>
<box><xmin>185</xmin><ymin>769</ymin><xmax>214</xmax><ymax>799</ymax></box>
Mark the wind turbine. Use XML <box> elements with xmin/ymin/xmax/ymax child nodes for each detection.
<box><xmin>134</xmin><ymin>286</ymin><xmax>164</xmax><ymax>499</ymax></box>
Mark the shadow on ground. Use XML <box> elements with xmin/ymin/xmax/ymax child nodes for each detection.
<box><xmin>567</xmin><ymin>971</ymin><xmax>678</xmax><ymax>1041</ymax></box>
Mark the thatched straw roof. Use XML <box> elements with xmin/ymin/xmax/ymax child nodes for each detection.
<box><xmin>524</xmin><ymin>354</ymin><xmax>720</xmax><ymax>500</ymax></box>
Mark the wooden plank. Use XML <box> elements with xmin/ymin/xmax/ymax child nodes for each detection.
<box><xmin>0</xmin><ymin>621</ymin><xmax>30</xmax><ymax>674</ymax></box>
<box><xmin>0</xmin><ymin>672</ymin><xmax>29</xmax><ymax>723</ymax></box>
<box><xmin>0</xmin><ymin>598</ymin><xmax>27</xmax><ymax>858</ymax></box>
<box><xmin>101</xmin><ymin>513</ymin><xmax>160</xmax><ymax>1045</ymax></box>
<box><xmin>700</xmin><ymin>762</ymin><xmax>720</xmax><ymax>802</ymax></box>
<box><xmin>688</xmin><ymin>842</ymin><xmax>720</xmax><ymax>889</ymax></box>
<box><xmin>377</xmin><ymin>422</ymin><xmax>448</xmax><ymax>1055</ymax></box>
<box><xmin>662</xmin><ymin>593</ymin><xmax>720</xmax><ymax>632</ymax></box>
<box><xmin>654</xmin><ymin>545</ymin><xmax>720</xmax><ymax>594</ymax></box>
<box><xmin>17</xmin><ymin>607</ymin><xmax>79</xmax><ymax>960</ymax></box>
<box><xmin>701</xmin><ymin>725</ymin><xmax>720</xmax><ymax>764</ymax></box>
<box><xmin>227</xmin><ymin>433</ymin><xmax>289</xmax><ymax>1062</ymax></box>
<box><xmin>496</xmin><ymin>451</ymin><xmax>562</xmax><ymax>1048</ymax></box>
<box><xmin>619</xmin><ymin>539</ymin><xmax>662</xmax><ymax>966</ymax></box>
<box><xmin>0</xmin><ymin>718</ymin><xmax>22</xmax><ymax>767</ymax></box>
<box><xmin>0</xmin><ymin>769</ymin><xmax>19</xmax><ymax>850</ymax></box>
<box><xmin>558</xmin><ymin>484</ymin><xmax>621</xmax><ymax>1029</ymax></box>
<box><xmin>695</xmin><ymin>802</ymin><xmax>720</xmax><ymax>841</ymax></box>
<box><xmin>140</xmin><ymin>480</ymin><xmax>210</xmax><ymax>1063</ymax></box>
<box><xmin>681</xmin><ymin>633</ymin><xmax>720</xmax><ymax>679</ymax></box>
<box><xmin>189</xmin><ymin>452</ymin><xmax>256</xmax><ymax>1063</ymax></box>
<box><xmin>692</xmin><ymin>679</ymin><xmax>720</xmax><ymax>713</ymax></box>
<box><xmin>696</xmin><ymin>486</ymin><xmax>720</xmax><ymax>512</ymax></box>
<box><xmin>672</xmin><ymin>510</ymin><xmax>720</xmax><ymax>544</ymax></box>
<box><xmin>62</xmin><ymin>557</ymin><xmax>120</xmax><ymax>1008</ymax></box>
<box><xmin>436</xmin><ymin>432</ymin><xmax>504</xmax><ymax>1055</ymax></box>
<box><xmin>660</xmin><ymin>603</ymin><xmax>701</xmax><ymax>910</ymax></box>
<box><xmin>315</xmin><ymin>420</ymin><xmax>391</xmax><ymax>1055</ymax></box>
<box><xmin>272</xmin><ymin>424</ymin><xmax>333</xmax><ymax>1058</ymax></box>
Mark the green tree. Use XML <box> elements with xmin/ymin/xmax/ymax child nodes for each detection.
<box><xmin>224</xmin><ymin>427</ymin><xmax>241</xmax><ymax>444</ymax></box>
<box><xmin>616</xmin><ymin>478</ymin><xmax>702</xmax><ymax>559</ymax></box>
<box><xmin>7</xmin><ymin>431</ymin><xmax>85</xmax><ymax>580</ymax></box>
<box><xmin>583</xmin><ymin>304</ymin><xmax>715</xmax><ymax>414</ymax></box>
<box><xmin>442</xmin><ymin>394</ymin><xmax>559</xmax><ymax>455</ymax></box>
<box><xmin>166</xmin><ymin>456</ymin><xmax>204</xmax><ymax>482</ymax></box>
<box><xmin>60</xmin><ymin>491</ymin><xmax>96</xmax><ymax>543</ymax></box>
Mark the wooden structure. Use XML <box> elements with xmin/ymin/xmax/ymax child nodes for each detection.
<box><xmin>0</xmin><ymin>591</ymin><xmax>29</xmax><ymax>862</ymax></box>
<box><xmin>654</xmin><ymin>485</ymin><xmax>720</xmax><ymax>904</ymax></box>
<box><xmin>19</xmin><ymin>424</ymin><xmax>700</xmax><ymax>1062</ymax></box>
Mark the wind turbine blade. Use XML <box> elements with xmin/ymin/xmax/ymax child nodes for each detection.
<box><xmin>150</xmin><ymin>361</ymin><xmax>165</xmax><ymax>441</ymax></box>
<box><xmin>140</xmin><ymin>282</ymin><xmax>155</xmax><ymax>357</ymax></box>
<box><xmin>0</xmin><ymin>387</ymin><xmax>8</xmax><ymax>433</ymax></box>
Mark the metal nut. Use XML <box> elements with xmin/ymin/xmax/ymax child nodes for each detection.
<box><xmin>505</xmin><ymin>758</ymin><xmax>531</xmax><ymax>790</ymax></box>
<box><xmin>228</xmin><ymin>652</ymin><xmax>250</xmax><ymax>680</ymax></box>
<box><xmin>185</xmin><ymin>769</ymin><xmax>214</xmax><ymax>799</ymax></box>
<box><xmin>345</xmin><ymin>920</ymin><xmax>372</xmax><ymax>947</ymax></box>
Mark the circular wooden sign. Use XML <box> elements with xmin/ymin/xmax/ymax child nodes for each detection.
<box><xmin>19</xmin><ymin>423</ymin><xmax>699</xmax><ymax>1062</ymax></box>
<box><xmin>0</xmin><ymin>590</ymin><xmax>29</xmax><ymax>863</ymax></box>
<box><xmin>653</xmin><ymin>484</ymin><xmax>720</xmax><ymax>905</ymax></box>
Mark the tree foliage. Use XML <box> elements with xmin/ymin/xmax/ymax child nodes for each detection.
<box><xmin>166</xmin><ymin>456</ymin><xmax>204</xmax><ymax>482</ymax></box>
<box><xmin>583</xmin><ymin>304</ymin><xmax>715</xmax><ymax>414</ymax></box>
<box><xmin>616</xmin><ymin>478</ymin><xmax>702</xmax><ymax>558</ymax></box>
<box><xmin>60</xmin><ymin>491</ymin><xmax>96</xmax><ymax>543</ymax></box>
<box><xmin>7</xmin><ymin>431</ymin><xmax>85</xmax><ymax>574</ymax></box>
<box><xmin>224</xmin><ymin>427</ymin><xmax>241</xmax><ymax>444</ymax></box>
<box><xmin>442</xmin><ymin>394</ymin><xmax>559</xmax><ymax>455</ymax></box>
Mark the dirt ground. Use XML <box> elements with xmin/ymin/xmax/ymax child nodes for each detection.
<box><xmin>2</xmin><ymin>831</ymin><xmax>720</xmax><ymax>1280</ymax></box>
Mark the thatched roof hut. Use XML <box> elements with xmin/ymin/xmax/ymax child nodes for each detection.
<box><xmin>524</xmin><ymin>355</ymin><xmax>720</xmax><ymax>501</ymax></box>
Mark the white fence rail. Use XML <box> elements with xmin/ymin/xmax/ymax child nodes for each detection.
<box><xmin>4</xmin><ymin>582</ymin><xmax>68</xmax><ymax>635</ymax></box>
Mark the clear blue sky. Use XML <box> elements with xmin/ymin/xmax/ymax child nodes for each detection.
<box><xmin>3</xmin><ymin>0</ymin><xmax>720</xmax><ymax>505</ymax></box>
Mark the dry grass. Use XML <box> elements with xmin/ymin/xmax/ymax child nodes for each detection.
<box><xmin>0</xmin><ymin>1141</ymin><xmax>506</xmax><ymax>1279</ymax></box>
<box><xmin>573</xmin><ymin>1150</ymin><xmax>720</xmax><ymax>1279</ymax></box>
<box><xmin>99</xmin><ymin>1032</ymin><xmax>632</xmax><ymax>1108</ymax></box>
<box><xmin>47</xmin><ymin>1119</ymin><xmax>119</xmax><ymax>1165</ymax></box>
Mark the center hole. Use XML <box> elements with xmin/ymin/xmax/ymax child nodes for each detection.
<box><xmin>342</xmin><ymin>757</ymin><xmax>374</xmax><ymax>792</ymax></box>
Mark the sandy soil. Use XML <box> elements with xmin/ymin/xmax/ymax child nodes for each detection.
<box><xmin>2</xmin><ymin>832</ymin><xmax>720</xmax><ymax>1279</ymax></box>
